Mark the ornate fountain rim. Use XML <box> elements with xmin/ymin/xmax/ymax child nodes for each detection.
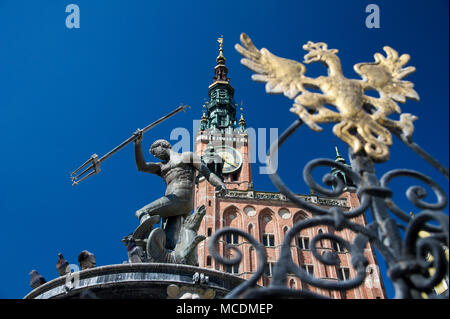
<box><xmin>24</xmin><ymin>263</ymin><xmax>246</xmax><ymax>299</ymax></box>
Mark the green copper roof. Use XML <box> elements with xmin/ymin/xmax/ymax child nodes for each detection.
<box><xmin>200</xmin><ymin>37</ymin><xmax>246</xmax><ymax>134</ymax></box>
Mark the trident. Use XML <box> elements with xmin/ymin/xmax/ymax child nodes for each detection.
<box><xmin>70</xmin><ymin>104</ymin><xmax>190</xmax><ymax>185</ymax></box>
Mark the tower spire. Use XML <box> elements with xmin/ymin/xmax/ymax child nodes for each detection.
<box><xmin>199</xmin><ymin>35</ymin><xmax>237</xmax><ymax>134</ymax></box>
<box><xmin>334</xmin><ymin>140</ymin><xmax>345</xmax><ymax>163</ymax></box>
<box><xmin>335</xmin><ymin>143</ymin><xmax>340</xmax><ymax>157</ymax></box>
<box><xmin>330</xmin><ymin>143</ymin><xmax>355</xmax><ymax>188</ymax></box>
<box><xmin>238</xmin><ymin>103</ymin><xmax>247</xmax><ymax>132</ymax></box>
<box><xmin>217</xmin><ymin>35</ymin><xmax>225</xmax><ymax>62</ymax></box>
<box><xmin>200</xmin><ymin>104</ymin><xmax>208</xmax><ymax>131</ymax></box>
<box><xmin>213</xmin><ymin>35</ymin><xmax>229</xmax><ymax>83</ymax></box>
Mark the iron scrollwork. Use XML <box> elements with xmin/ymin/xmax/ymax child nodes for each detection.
<box><xmin>207</xmin><ymin>35</ymin><xmax>449</xmax><ymax>299</ymax></box>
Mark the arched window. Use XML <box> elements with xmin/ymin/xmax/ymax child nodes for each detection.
<box><xmin>278</xmin><ymin>208</ymin><xmax>291</xmax><ymax>220</ymax></box>
<box><xmin>293</xmin><ymin>211</ymin><xmax>309</xmax><ymax>224</ymax></box>
<box><xmin>248</xmin><ymin>223</ymin><xmax>254</xmax><ymax>236</ymax></box>
<box><xmin>260</xmin><ymin>211</ymin><xmax>276</xmax><ymax>247</ymax></box>
<box><xmin>283</xmin><ymin>226</ymin><xmax>289</xmax><ymax>237</ymax></box>
<box><xmin>297</xmin><ymin>236</ymin><xmax>310</xmax><ymax>250</ymax></box>
<box><xmin>224</xmin><ymin>207</ymin><xmax>242</xmax><ymax>245</ymax></box>
<box><xmin>293</xmin><ymin>211</ymin><xmax>310</xmax><ymax>250</ymax></box>
<box><xmin>248</xmin><ymin>224</ymin><xmax>256</xmax><ymax>273</ymax></box>
<box><xmin>244</xmin><ymin>206</ymin><xmax>256</xmax><ymax>217</ymax></box>
<box><xmin>337</xmin><ymin>267</ymin><xmax>350</xmax><ymax>281</ymax></box>
<box><xmin>289</xmin><ymin>279</ymin><xmax>297</xmax><ymax>289</ymax></box>
<box><xmin>249</xmin><ymin>247</ymin><xmax>255</xmax><ymax>272</ymax></box>
<box><xmin>317</xmin><ymin>229</ymin><xmax>324</xmax><ymax>248</ymax></box>
<box><xmin>332</xmin><ymin>240</ymin><xmax>346</xmax><ymax>253</ymax></box>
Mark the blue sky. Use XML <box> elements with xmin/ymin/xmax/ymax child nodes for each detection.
<box><xmin>0</xmin><ymin>0</ymin><xmax>448</xmax><ymax>299</ymax></box>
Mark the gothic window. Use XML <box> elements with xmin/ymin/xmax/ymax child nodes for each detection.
<box><xmin>207</xmin><ymin>227</ymin><xmax>212</xmax><ymax>237</ymax></box>
<box><xmin>226</xmin><ymin>233</ymin><xmax>239</xmax><ymax>245</ymax></box>
<box><xmin>260</xmin><ymin>211</ymin><xmax>276</xmax><ymax>247</ymax></box>
<box><xmin>278</xmin><ymin>208</ymin><xmax>291</xmax><ymax>220</ymax></box>
<box><xmin>332</xmin><ymin>241</ymin><xmax>346</xmax><ymax>253</ymax></box>
<box><xmin>337</xmin><ymin>267</ymin><xmax>350</xmax><ymax>281</ymax></box>
<box><xmin>283</xmin><ymin>226</ymin><xmax>289</xmax><ymax>238</ymax></box>
<box><xmin>206</xmin><ymin>255</ymin><xmax>212</xmax><ymax>266</ymax></box>
<box><xmin>297</xmin><ymin>236</ymin><xmax>310</xmax><ymax>250</ymax></box>
<box><xmin>248</xmin><ymin>223</ymin><xmax>254</xmax><ymax>236</ymax></box>
<box><xmin>289</xmin><ymin>279</ymin><xmax>297</xmax><ymax>289</ymax></box>
<box><xmin>249</xmin><ymin>247</ymin><xmax>254</xmax><ymax>272</ymax></box>
<box><xmin>302</xmin><ymin>264</ymin><xmax>314</xmax><ymax>275</ymax></box>
<box><xmin>224</xmin><ymin>208</ymin><xmax>241</xmax><ymax>228</ymax></box>
<box><xmin>226</xmin><ymin>263</ymin><xmax>239</xmax><ymax>274</ymax></box>
<box><xmin>248</xmin><ymin>247</ymin><xmax>256</xmax><ymax>272</ymax></box>
<box><xmin>244</xmin><ymin>206</ymin><xmax>256</xmax><ymax>217</ymax></box>
<box><xmin>262</xmin><ymin>233</ymin><xmax>275</xmax><ymax>247</ymax></box>
<box><xmin>265</xmin><ymin>262</ymin><xmax>275</xmax><ymax>277</ymax></box>
<box><xmin>293</xmin><ymin>211</ymin><xmax>309</xmax><ymax>224</ymax></box>
<box><xmin>223</xmin><ymin>209</ymin><xmax>241</xmax><ymax>246</ymax></box>
<box><xmin>317</xmin><ymin>229</ymin><xmax>324</xmax><ymax>248</ymax></box>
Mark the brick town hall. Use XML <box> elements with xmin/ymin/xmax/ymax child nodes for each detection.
<box><xmin>193</xmin><ymin>38</ymin><xmax>386</xmax><ymax>299</ymax></box>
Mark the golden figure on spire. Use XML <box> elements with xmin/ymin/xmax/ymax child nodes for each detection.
<box><xmin>213</xmin><ymin>35</ymin><xmax>229</xmax><ymax>83</ymax></box>
<box><xmin>216</xmin><ymin>35</ymin><xmax>226</xmax><ymax>64</ymax></box>
<box><xmin>217</xmin><ymin>35</ymin><xmax>224</xmax><ymax>52</ymax></box>
<box><xmin>217</xmin><ymin>35</ymin><xmax>226</xmax><ymax>63</ymax></box>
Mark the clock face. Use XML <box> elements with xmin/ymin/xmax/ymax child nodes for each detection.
<box><xmin>204</xmin><ymin>146</ymin><xmax>242</xmax><ymax>174</ymax></box>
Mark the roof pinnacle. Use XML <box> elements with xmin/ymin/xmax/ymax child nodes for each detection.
<box><xmin>212</xmin><ymin>35</ymin><xmax>229</xmax><ymax>83</ymax></box>
<box><xmin>334</xmin><ymin>141</ymin><xmax>345</xmax><ymax>163</ymax></box>
<box><xmin>201</xmin><ymin>104</ymin><xmax>207</xmax><ymax>120</ymax></box>
<box><xmin>239</xmin><ymin>107</ymin><xmax>245</xmax><ymax>121</ymax></box>
<box><xmin>217</xmin><ymin>35</ymin><xmax>225</xmax><ymax>64</ymax></box>
<box><xmin>200</xmin><ymin>104</ymin><xmax>208</xmax><ymax>131</ymax></box>
<box><xmin>238</xmin><ymin>104</ymin><xmax>247</xmax><ymax>132</ymax></box>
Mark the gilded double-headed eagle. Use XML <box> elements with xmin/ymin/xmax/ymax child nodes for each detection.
<box><xmin>235</xmin><ymin>33</ymin><xmax>419</xmax><ymax>162</ymax></box>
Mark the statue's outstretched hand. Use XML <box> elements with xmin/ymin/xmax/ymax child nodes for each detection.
<box><xmin>133</xmin><ymin>128</ymin><xmax>143</xmax><ymax>145</ymax></box>
<box><xmin>215</xmin><ymin>183</ymin><xmax>227</xmax><ymax>197</ymax></box>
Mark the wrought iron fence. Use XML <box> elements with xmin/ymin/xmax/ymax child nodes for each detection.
<box><xmin>207</xmin><ymin>34</ymin><xmax>449</xmax><ymax>299</ymax></box>
<box><xmin>208</xmin><ymin>117</ymin><xmax>449</xmax><ymax>299</ymax></box>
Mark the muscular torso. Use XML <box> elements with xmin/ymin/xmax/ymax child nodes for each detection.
<box><xmin>159</xmin><ymin>152</ymin><xmax>195</xmax><ymax>199</ymax></box>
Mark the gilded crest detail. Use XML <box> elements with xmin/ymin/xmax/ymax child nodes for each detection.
<box><xmin>235</xmin><ymin>33</ymin><xmax>419</xmax><ymax>162</ymax></box>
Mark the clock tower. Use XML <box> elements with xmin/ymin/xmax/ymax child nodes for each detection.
<box><xmin>195</xmin><ymin>36</ymin><xmax>252</xmax><ymax>192</ymax></box>
<box><xmin>193</xmin><ymin>37</ymin><xmax>386</xmax><ymax>299</ymax></box>
<box><xmin>194</xmin><ymin>36</ymin><xmax>254</xmax><ymax>273</ymax></box>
